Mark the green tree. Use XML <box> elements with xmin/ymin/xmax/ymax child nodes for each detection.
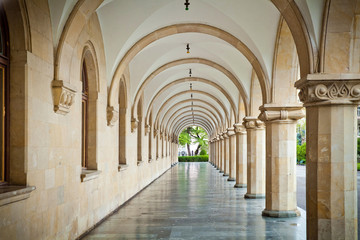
<box><xmin>178</xmin><ymin>126</ymin><xmax>208</xmax><ymax>156</ymax></box>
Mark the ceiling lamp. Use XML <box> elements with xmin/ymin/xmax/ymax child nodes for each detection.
<box><xmin>189</xmin><ymin>68</ymin><xmax>192</xmax><ymax>77</ymax></box>
<box><xmin>186</xmin><ymin>43</ymin><xmax>190</xmax><ymax>54</ymax></box>
<box><xmin>190</xmin><ymin>83</ymin><xmax>192</xmax><ymax>91</ymax></box>
<box><xmin>184</xmin><ymin>0</ymin><xmax>190</xmax><ymax>11</ymax></box>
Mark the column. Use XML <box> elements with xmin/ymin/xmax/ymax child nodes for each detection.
<box><xmin>222</xmin><ymin>132</ymin><xmax>229</xmax><ymax>177</ymax></box>
<box><xmin>155</xmin><ymin>129</ymin><xmax>159</xmax><ymax>160</ymax></box>
<box><xmin>219</xmin><ymin>134</ymin><xmax>224</xmax><ymax>173</ymax></box>
<box><xmin>259</xmin><ymin>104</ymin><xmax>304</xmax><ymax>218</ymax></box>
<box><xmin>243</xmin><ymin>117</ymin><xmax>266</xmax><ymax>199</ymax></box>
<box><xmin>234</xmin><ymin>123</ymin><xmax>247</xmax><ymax>188</ymax></box>
<box><xmin>226</xmin><ymin>128</ymin><xmax>236</xmax><ymax>181</ymax></box>
<box><xmin>215</xmin><ymin>137</ymin><xmax>219</xmax><ymax>169</ymax></box>
<box><xmin>296</xmin><ymin>74</ymin><xmax>359</xmax><ymax>239</ymax></box>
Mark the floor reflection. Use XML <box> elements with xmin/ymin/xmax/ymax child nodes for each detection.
<box><xmin>82</xmin><ymin>162</ymin><xmax>306</xmax><ymax>240</ymax></box>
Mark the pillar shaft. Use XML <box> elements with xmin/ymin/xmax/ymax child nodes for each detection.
<box><xmin>244</xmin><ymin>117</ymin><xmax>266</xmax><ymax>199</ymax></box>
<box><xmin>219</xmin><ymin>136</ymin><xmax>224</xmax><ymax>173</ymax></box>
<box><xmin>296</xmin><ymin>74</ymin><xmax>359</xmax><ymax>239</ymax></box>
<box><xmin>234</xmin><ymin>123</ymin><xmax>247</xmax><ymax>188</ymax></box>
<box><xmin>227</xmin><ymin>128</ymin><xmax>236</xmax><ymax>181</ymax></box>
<box><xmin>223</xmin><ymin>132</ymin><xmax>229</xmax><ymax>176</ymax></box>
<box><xmin>259</xmin><ymin>105</ymin><xmax>304</xmax><ymax>217</ymax></box>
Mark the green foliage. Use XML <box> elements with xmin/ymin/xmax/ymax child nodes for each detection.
<box><xmin>179</xmin><ymin>130</ymin><xmax>191</xmax><ymax>147</ymax></box>
<box><xmin>358</xmin><ymin>163</ymin><xmax>360</xmax><ymax>171</ymax></box>
<box><xmin>178</xmin><ymin>155</ymin><xmax>208</xmax><ymax>162</ymax></box>
<box><xmin>199</xmin><ymin>149</ymin><xmax>207</xmax><ymax>155</ymax></box>
<box><xmin>178</xmin><ymin>126</ymin><xmax>208</xmax><ymax>155</ymax></box>
<box><xmin>296</xmin><ymin>118</ymin><xmax>306</xmax><ymax>145</ymax></box>
<box><xmin>297</xmin><ymin>142</ymin><xmax>306</xmax><ymax>165</ymax></box>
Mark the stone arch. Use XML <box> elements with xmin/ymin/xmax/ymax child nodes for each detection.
<box><xmin>175</xmin><ymin>123</ymin><xmax>211</xmax><ymax>139</ymax></box>
<box><xmin>131</xmin><ymin>58</ymin><xmax>250</xmax><ymax>119</ymax></box>
<box><xmin>174</xmin><ymin>118</ymin><xmax>213</xmax><ymax>137</ymax></box>
<box><xmin>54</xmin><ymin>0</ymin><xmax>103</xmax><ymax>83</ymax></box>
<box><xmin>146</xmin><ymin>79</ymin><xmax>237</xmax><ymax>124</ymax></box>
<box><xmin>108</xmin><ymin>23</ymin><xmax>271</xmax><ymax>110</ymax></box>
<box><xmin>156</xmin><ymin>98</ymin><xmax>227</xmax><ymax>133</ymax></box>
<box><xmin>150</xmin><ymin>92</ymin><xmax>231</xmax><ymax>130</ymax></box>
<box><xmin>81</xmin><ymin>41</ymin><xmax>100</xmax><ymax>170</ymax></box>
<box><xmin>161</xmin><ymin>105</ymin><xmax>221</xmax><ymax>132</ymax></box>
<box><xmin>319</xmin><ymin>0</ymin><xmax>360</xmax><ymax>73</ymax></box>
<box><xmin>3</xmin><ymin>0</ymin><xmax>32</xmax><ymax>184</ymax></box>
<box><xmin>270</xmin><ymin>0</ymin><xmax>318</xmax><ymax>76</ymax></box>
<box><xmin>167</xmin><ymin>111</ymin><xmax>217</xmax><ymax>136</ymax></box>
<box><xmin>271</xmin><ymin>17</ymin><xmax>299</xmax><ymax>104</ymax></box>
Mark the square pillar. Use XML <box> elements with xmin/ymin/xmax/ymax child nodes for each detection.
<box><xmin>243</xmin><ymin>117</ymin><xmax>266</xmax><ymax>199</ymax></box>
<box><xmin>219</xmin><ymin>135</ymin><xmax>224</xmax><ymax>173</ymax></box>
<box><xmin>234</xmin><ymin>123</ymin><xmax>247</xmax><ymax>188</ymax></box>
<box><xmin>259</xmin><ymin>105</ymin><xmax>304</xmax><ymax>218</ymax></box>
<box><xmin>296</xmin><ymin>74</ymin><xmax>359</xmax><ymax>239</ymax></box>
<box><xmin>222</xmin><ymin>131</ymin><xmax>229</xmax><ymax>177</ymax></box>
<box><xmin>227</xmin><ymin>128</ymin><xmax>236</xmax><ymax>181</ymax></box>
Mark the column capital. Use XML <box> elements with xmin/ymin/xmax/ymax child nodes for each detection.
<box><xmin>222</xmin><ymin>131</ymin><xmax>229</xmax><ymax>139</ymax></box>
<box><xmin>131</xmin><ymin>117</ymin><xmax>138</xmax><ymax>132</ymax></box>
<box><xmin>243</xmin><ymin>117</ymin><xmax>265</xmax><ymax>129</ymax></box>
<box><xmin>226</xmin><ymin>127</ymin><xmax>235</xmax><ymax>136</ymax></box>
<box><xmin>154</xmin><ymin>129</ymin><xmax>159</xmax><ymax>137</ymax></box>
<box><xmin>233</xmin><ymin>123</ymin><xmax>246</xmax><ymax>134</ymax></box>
<box><xmin>145</xmin><ymin>124</ymin><xmax>151</xmax><ymax>135</ymax></box>
<box><xmin>295</xmin><ymin>73</ymin><xmax>360</xmax><ymax>106</ymax></box>
<box><xmin>258</xmin><ymin>104</ymin><xmax>305</xmax><ymax>122</ymax></box>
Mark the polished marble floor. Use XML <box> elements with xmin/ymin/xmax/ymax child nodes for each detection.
<box><xmin>82</xmin><ymin>163</ymin><xmax>306</xmax><ymax>240</ymax></box>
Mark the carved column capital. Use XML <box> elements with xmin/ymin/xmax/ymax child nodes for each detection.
<box><xmin>107</xmin><ymin>106</ymin><xmax>119</xmax><ymax>126</ymax></box>
<box><xmin>145</xmin><ymin>124</ymin><xmax>151</xmax><ymax>135</ymax></box>
<box><xmin>243</xmin><ymin>117</ymin><xmax>265</xmax><ymax>129</ymax></box>
<box><xmin>153</xmin><ymin>129</ymin><xmax>159</xmax><ymax>138</ymax></box>
<box><xmin>52</xmin><ymin>80</ymin><xmax>76</xmax><ymax>115</ymax></box>
<box><xmin>233</xmin><ymin>123</ymin><xmax>246</xmax><ymax>134</ymax></box>
<box><xmin>295</xmin><ymin>73</ymin><xmax>360</xmax><ymax>106</ymax></box>
<box><xmin>226</xmin><ymin>127</ymin><xmax>236</xmax><ymax>136</ymax></box>
<box><xmin>221</xmin><ymin>131</ymin><xmax>228</xmax><ymax>139</ymax></box>
<box><xmin>258</xmin><ymin>104</ymin><xmax>305</xmax><ymax>122</ymax></box>
<box><xmin>131</xmin><ymin>118</ymin><xmax>138</xmax><ymax>133</ymax></box>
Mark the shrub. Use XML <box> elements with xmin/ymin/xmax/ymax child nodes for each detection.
<box><xmin>297</xmin><ymin>142</ymin><xmax>306</xmax><ymax>165</ymax></box>
<box><xmin>199</xmin><ymin>149</ymin><xmax>207</xmax><ymax>155</ymax></box>
<box><xmin>357</xmin><ymin>138</ymin><xmax>360</xmax><ymax>161</ymax></box>
<box><xmin>358</xmin><ymin>163</ymin><xmax>360</xmax><ymax>171</ymax></box>
<box><xmin>178</xmin><ymin>155</ymin><xmax>208</xmax><ymax>162</ymax></box>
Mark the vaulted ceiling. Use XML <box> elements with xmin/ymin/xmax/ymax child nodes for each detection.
<box><xmin>48</xmin><ymin>0</ymin><xmax>324</xmax><ymax>136</ymax></box>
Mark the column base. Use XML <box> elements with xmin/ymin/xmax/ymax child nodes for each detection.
<box><xmin>227</xmin><ymin>177</ymin><xmax>235</xmax><ymax>181</ymax></box>
<box><xmin>219</xmin><ymin>170</ymin><xmax>224</xmax><ymax>173</ymax></box>
<box><xmin>234</xmin><ymin>183</ymin><xmax>247</xmax><ymax>188</ymax></box>
<box><xmin>223</xmin><ymin>173</ymin><xmax>229</xmax><ymax>177</ymax></box>
<box><xmin>244</xmin><ymin>193</ymin><xmax>265</xmax><ymax>199</ymax></box>
<box><xmin>262</xmin><ymin>209</ymin><xmax>301</xmax><ymax>218</ymax></box>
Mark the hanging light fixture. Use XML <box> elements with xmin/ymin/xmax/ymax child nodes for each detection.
<box><xmin>190</xmin><ymin>83</ymin><xmax>192</xmax><ymax>90</ymax></box>
<box><xmin>184</xmin><ymin>0</ymin><xmax>190</xmax><ymax>11</ymax></box>
<box><xmin>189</xmin><ymin>68</ymin><xmax>192</xmax><ymax>77</ymax></box>
<box><xmin>186</xmin><ymin>44</ymin><xmax>190</xmax><ymax>54</ymax></box>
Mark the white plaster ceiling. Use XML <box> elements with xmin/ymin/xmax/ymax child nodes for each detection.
<box><xmin>48</xmin><ymin>0</ymin><xmax>321</xmax><ymax>131</ymax></box>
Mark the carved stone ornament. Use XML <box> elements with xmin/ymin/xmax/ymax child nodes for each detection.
<box><xmin>154</xmin><ymin>129</ymin><xmax>159</xmax><ymax>138</ymax></box>
<box><xmin>131</xmin><ymin>118</ymin><xmax>138</xmax><ymax>133</ymax></box>
<box><xmin>233</xmin><ymin>123</ymin><xmax>246</xmax><ymax>134</ymax></box>
<box><xmin>145</xmin><ymin>124</ymin><xmax>151</xmax><ymax>136</ymax></box>
<box><xmin>222</xmin><ymin>131</ymin><xmax>229</xmax><ymax>139</ymax></box>
<box><xmin>258</xmin><ymin>104</ymin><xmax>305</xmax><ymax>122</ymax></box>
<box><xmin>295</xmin><ymin>73</ymin><xmax>360</xmax><ymax>106</ymax></box>
<box><xmin>226</xmin><ymin>127</ymin><xmax>235</xmax><ymax>136</ymax></box>
<box><xmin>52</xmin><ymin>80</ymin><xmax>76</xmax><ymax>115</ymax></box>
<box><xmin>243</xmin><ymin>116</ymin><xmax>265</xmax><ymax>129</ymax></box>
<box><xmin>107</xmin><ymin>106</ymin><xmax>119</xmax><ymax>126</ymax></box>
